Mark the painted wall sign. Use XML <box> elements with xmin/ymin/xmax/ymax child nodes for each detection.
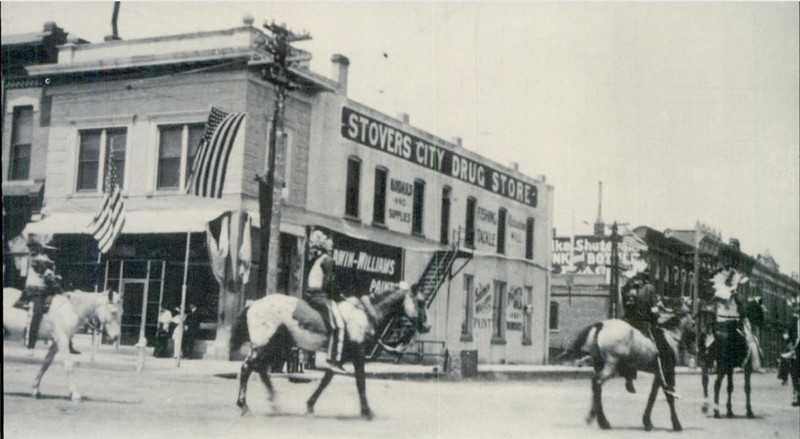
<box><xmin>387</xmin><ymin>177</ymin><xmax>413</xmax><ymax>232</ymax></box>
<box><xmin>551</xmin><ymin>235</ymin><xmax>643</xmax><ymax>275</ymax></box>
<box><xmin>307</xmin><ymin>226</ymin><xmax>403</xmax><ymax>295</ymax></box>
<box><xmin>506</xmin><ymin>286</ymin><xmax>524</xmax><ymax>330</ymax></box>
<box><xmin>342</xmin><ymin>106</ymin><xmax>538</xmax><ymax>207</ymax></box>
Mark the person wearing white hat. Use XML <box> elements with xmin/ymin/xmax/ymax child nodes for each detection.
<box><xmin>15</xmin><ymin>242</ymin><xmax>65</xmax><ymax>351</ymax></box>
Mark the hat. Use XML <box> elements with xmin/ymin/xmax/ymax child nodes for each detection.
<box><xmin>309</xmin><ymin>230</ymin><xmax>333</xmax><ymax>253</ymax></box>
<box><xmin>398</xmin><ymin>281</ymin><xmax>411</xmax><ymax>290</ymax></box>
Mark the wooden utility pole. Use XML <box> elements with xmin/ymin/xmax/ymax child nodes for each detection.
<box><xmin>255</xmin><ymin>21</ymin><xmax>311</xmax><ymax>295</ymax></box>
<box><xmin>609</xmin><ymin>222</ymin><xmax>619</xmax><ymax>318</ymax></box>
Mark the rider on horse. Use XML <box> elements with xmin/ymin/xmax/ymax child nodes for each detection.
<box><xmin>711</xmin><ymin>265</ymin><xmax>763</xmax><ymax>372</ymax></box>
<box><xmin>304</xmin><ymin>230</ymin><xmax>379</xmax><ymax>375</ymax></box>
<box><xmin>11</xmin><ymin>240</ymin><xmax>75</xmax><ymax>353</ymax></box>
<box><xmin>621</xmin><ymin>268</ymin><xmax>679</xmax><ymax>398</ymax></box>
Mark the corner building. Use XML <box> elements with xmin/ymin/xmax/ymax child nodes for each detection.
<box><xmin>6</xmin><ymin>21</ymin><xmax>554</xmax><ymax>364</ymax></box>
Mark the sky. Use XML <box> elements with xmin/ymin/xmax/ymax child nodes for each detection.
<box><xmin>2</xmin><ymin>1</ymin><xmax>799</xmax><ymax>274</ymax></box>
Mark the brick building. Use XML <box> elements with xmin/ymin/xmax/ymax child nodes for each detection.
<box><xmin>4</xmin><ymin>21</ymin><xmax>554</xmax><ymax>365</ymax></box>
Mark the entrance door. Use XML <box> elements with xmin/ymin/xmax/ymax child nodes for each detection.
<box><xmin>120</xmin><ymin>280</ymin><xmax>150</xmax><ymax>345</ymax></box>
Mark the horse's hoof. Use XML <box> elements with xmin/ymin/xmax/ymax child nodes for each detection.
<box><xmin>673</xmin><ymin>424</ymin><xmax>683</xmax><ymax>432</ymax></box>
<box><xmin>713</xmin><ymin>411</ymin><xmax>721</xmax><ymax>419</ymax></box>
<box><xmin>701</xmin><ymin>404</ymin><xmax>709</xmax><ymax>414</ymax></box>
<box><xmin>70</xmin><ymin>392</ymin><xmax>82</xmax><ymax>402</ymax></box>
<box><xmin>306</xmin><ymin>403</ymin><xmax>315</xmax><ymax>415</ymax></box>
<box><xmin>643</xmin><ymin>421</ymin><xmax>653</xmax><ymax>432</ymax></box>
<box><xmin>361</xmin><ymin>410</ymin><xmax>373</xmax><ymax>421</ymax></box>
<box><xmin>32</xmin><ymin>391</ymin><xmax>41</xmax><ymax>400</ymax></box>
<box><xmin>726</xmin><ymin>411</ymin><xmax>734</xmax><ymax>418</ymax></box>
<box><xmin>599</xmin><ymin>422</ymin><xmax>611</xmax><ymax>430</ymax></box>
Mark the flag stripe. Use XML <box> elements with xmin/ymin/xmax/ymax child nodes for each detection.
<box><xmin>88</xmin><ymin>178</ymin><xmax>125</xmax><ymax>254</ymax></box>
<box><xmin>186</xmin><ymin>107</ymin><xmax>246</xmax><ymax>198</ymax></box>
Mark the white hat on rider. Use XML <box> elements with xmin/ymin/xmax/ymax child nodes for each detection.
<box><xmin>398</xmin><ymin>281</ymin><xmax>411</xmax><ymax>291</ymax></box>
<box><xmin>309</xmin><ymin>230</ymin><xmax>333</xmax><ymax>253</ymax></box>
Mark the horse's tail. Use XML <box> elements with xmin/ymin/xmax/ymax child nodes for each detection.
<box><xmin>229</xmin><ymin>305</ymin><xmax>251</xmax><ymax>354</ymax></box>
<box><xmin>555</xmin><ymin>322</ymin><xmax>603</xmax><ymax>363</ymax></box>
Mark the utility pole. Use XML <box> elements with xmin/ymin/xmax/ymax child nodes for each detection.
<box><xmin>255</xmin><ymin>21</ymin><xmax>311</xmax><ymax>295</ymax></box>
<box><xmin>609</xmin><ymin>222</ymin><xmax>619</xmax><ymax>318</ymax></box>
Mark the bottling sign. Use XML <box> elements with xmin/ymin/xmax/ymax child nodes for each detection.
<box><xmin>307</xmin><ymin>226</ymin><xmax>404</xmax><ymax>295</ymax></box>
<box><xmin>341</xmin><ymin>106</ymin><xmax>538</xmax><ymax>207</ymax></box>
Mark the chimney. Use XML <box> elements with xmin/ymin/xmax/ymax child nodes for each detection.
<box><xmin>594</xmin><ymin>181</ymin><xmax>605</xmax><ymax>236</ymax></box>
<box><xmin>729</xmin><ymin>238</ymin><xmax>740</xmax><ymax>251</ymax></box>
<box><xmin>451</xmin><ymin>137</ymin><xmax>462</xmax><ymax>148</ymax></box>
<box><xmin>331</xmin><ymin>54</ymin><xmax>349</xmax><ymax>95</ymax></box>
<box><xmin>510</xmin><ymin>162</ymin><xmax>519</xmax><ymax>172</ymax></box>
<box><xmin>397</xmin><ymin>113</ymin><xmax>410</xmax><ymax>124</ymax></box>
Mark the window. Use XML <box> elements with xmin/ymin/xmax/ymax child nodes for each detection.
<box><xmin>372</xmin><ymin>167</ymin><xmax>388</xmax><ymax>225</ymax></box>
<box><xmin>345</xmin><ymin>156</ymin><xmax>361</xmax><ymax>218</ymax></box>
<box><xmin>549</xmin><ymin>301</ymin><xmax>559</xmax><ymax>331</ymax></box>
<box><xmin>497</xmin><ymin>208</ymin><xmax>507</xmax><ymax>254</ymax></box>
<box><xmin>77</xmin><ymin>128</ymin><xmax>127</xmax><ymax>191</ymax></box>
<box><xmin>9</xmin><ymin>106</ymin><xmax>33</xmax><ymax>180</ymax></box>
<box><xmin>525</xmin><ymin>217</ymin><xmax>535</xmax><ymax>260</ymax></box>
<box><xmin>522</xmin><ymin>286</ymin><xmax>533</xmax><ymax>345</ymax></box>
<box><xmin>440</xmin><ymin>186</ymin><xmax>451</xmax><ymax>245</ymax></box>
<box><xmin>412</xmin><ymin>179</ymin><xmax>425</xmax><ymax>235</ymax></box>
<box><xmin>492</xmin><ymin>280</ymin><xmax>507</xmax><ymax>343</ymax></box>
<box><xmin>461</xmin><ymin>274</ymin><xmax>474</xmax><ymax>341</ymax></box>
<box><xmin>157</xmin><ymin>124</ymin><xmax>204</xmax><ymax>190</ymax></box>
<box><xmin>465</xmin><ymin>197</ymin><xmax>476</xmax><ymax>248</ymax></box>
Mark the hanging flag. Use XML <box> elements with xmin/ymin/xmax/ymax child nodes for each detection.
<box><xmin>238</xmin><ymin>212</ymin><xmax>252</xmax><ymax>285</ymax></box>
<box><xmin>186</xmin><ymin>107</ymin><xmax>246</xmax><ymax>198</ymax></box>
<box><xmin>88</xmin><ymin>139</ymin><xmax>126</xmax><ymax>253</ymax></box>
<box><xmin>205</xmin><ymin>211</ymin><xmax>231</xmax><ymax>285</ymax></box>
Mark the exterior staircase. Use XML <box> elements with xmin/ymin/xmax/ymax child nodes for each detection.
<box><xmin>367</xmin><ymin>246</ymin><xmax>471</xmax><ymax>361</ymax></box>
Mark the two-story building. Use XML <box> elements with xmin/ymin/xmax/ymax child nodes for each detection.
<box><xmin>9</xmin><ymin>19</ymin><xmax>555</xmax><ymax>365</ymax></box>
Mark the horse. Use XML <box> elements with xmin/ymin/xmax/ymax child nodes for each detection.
<box><xmin>3</xmin><ymin>287</ymin><xmax>122</xmax><ymax>401</ymax></box>
<box><xmin>229</xmin><ymin>285</ymin><xmax>431</xmax><ymax>419</ymax></box>
<box><xmin>698</xmin><ymin>296</ymin><xmax>765</xmax><ymax>418</ymax></box>
<box><xmin>559</xmin><ymin>299</ymin><xmax>695</xmax><ymax>431</ymax></box>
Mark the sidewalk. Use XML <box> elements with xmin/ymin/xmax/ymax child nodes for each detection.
<box><xmin>3</xmin><ymin>335</ymin><xmax>748</xmax><ymax>381</ymax></box>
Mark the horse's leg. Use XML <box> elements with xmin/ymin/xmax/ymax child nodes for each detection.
<box><xmin>352</xmin><ymin>346</ymin><xmax>372</xmax><ymax>420</ymax></box>
<box><xmin>642</xmin><ymin>376</ymin><xmax>661</xmax><ymax>431</ymax></box>
<box><xmin>664</xmin><ymin>383</ymin><xmax>683</xmax><ymax>431</ymax></box>
<box><xmin>713</xmin><ymin>366</ymin><xmax>724</xmax><ymax>418</ymax></box>
<box><xmin>54</xmin><ymin>332</ymin><xmax>82</xmax><ymax>402</ymax></box>
<box><xmin>701</xmin><ymin>355</ymin><xmax>710</xmax><ymax>413</ymax></box>
<box><xmin>726</xmin><ymin>368</ymin><xmax>735</xmax><ymax>418</ymax></box>
<box><xmin>32</xmin><ymin>342</ymin><xmax>58</xmax><ymax>399</ymax></box>
<box><xmin>592</xmin><ymin>362</ymin><xmax>615</xmax><ymax>430</ymax></box>
<box><xmin>306</xmin><ymin>370</ymin><xmax>335</xmax><ymax>415</ymax></box>
<box><xmin>255</xmin><ymin>360</ymin><xmax>277</xmax><ymax>413</ymax></box>
<box><xmin>744</xmin><ymin>367</ymin><xmax>754</xmax><ymax>418</ymax></box>
<box><xmin>236</xmin><ymin>349</ymin><xmax>261</xmax><ymax>415</ymax></box>
<box><xmin>586</xmin><ymin>361</ymin><xmax>602</xmax><ymax>425</ymax></box>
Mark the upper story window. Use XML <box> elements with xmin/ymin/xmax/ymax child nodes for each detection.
<box><xmin>465</xmin><ymin>197</ymin><xmax>476</xmax><ymax>248</ymax></box>
<box><xmin>345</xmin><ymin>156</ymin><xmax>361</xmax><ymax>219</ymax></box>
<box><xmin>9</xmin><ymin>106</ymin><xmax>33</xmax><ymax>181</ymax></box>
<box><xmin>440</xmin><ymin>186</ymin><xmax>451</xmax><ymax>245</ymax></box>
<box><xmin>372</xmin><ymin>167</ymin><xmax>388</xmax><ymax>225</ymax></box>
<box><xmin>525</xmin><ymin>217</ymin><xmax>535</xmax><ymax>260</ymax></box>
<box><xmin>157</xmin><ymin>123</ymin><xmax>204</xmax><ymax>190</ymax></box>
<box><xmin>497</xmin><ymin>208</ymin><xmax>507</xmax><ymax>254</ymax></box>
<box><xmin>77</xmin><ymin>128</ymin><xmax>127</xmax><ymax>192</ymax></box>
<box><xmin>412</xmin><ymin>179</ymin><xmax>425</xmax><ymax>236</ymax></box>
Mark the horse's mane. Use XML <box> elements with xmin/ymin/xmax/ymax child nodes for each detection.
<box><xmin>371</xmin><ymin>287</ymin><xmax>402</xmax><ymax>304</ymax></box>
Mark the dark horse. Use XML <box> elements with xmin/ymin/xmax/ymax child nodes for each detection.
<box><xmin>559</xmin><ymin>299</ymin><xmax>695</xmax><ymax>431</ymax></box>
<box><xmin>229</xmin><ymin>286</ymin><xmax>431</xmax><ymax>419</ymax></box>
<box><xmin>697</xmin><ymin>297</ymin><xmax>765</xmax><ymax>418</ymax></box>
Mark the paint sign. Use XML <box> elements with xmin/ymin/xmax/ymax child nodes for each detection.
<box><xmin>307</xmin><ymin>226</ymin><xmax>403</xmax><ymax>295</ymax></box>
<box><xmin>387</xmin><ymin>178</ymin><xmax>413</xmax><ymax>233</ymax></box>
<box><xmin>342</xmin><ymin>106</ymin><xmax>539</xmax><ymax>207</ymax></box>
<box><xmin>506</xmin><ymin>287</ymin><xmax>524</xmax><ymax>330</ymax></box>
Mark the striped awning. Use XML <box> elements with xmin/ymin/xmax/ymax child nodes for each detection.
<box><xmin>23</xmin><ymin>209</ymin><xmax>225</xmax><ymax>236</ymax></box>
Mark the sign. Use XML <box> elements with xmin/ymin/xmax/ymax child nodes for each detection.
<box><xmin>551</xmin><ymin>235</ymin><xmax>643</xmax><ymax>276</ymax></box>
<box><xmin>307</xmin><ymin>226</ymin><xmax>403</xmax><ymax>295</ymax></box>
<box><xmin>387</xmin><ymin>177</ymin><xmax>413</xmax><ymax>232</ymax></box>
<box><xmin>342</xmin><ymin>106</ymin><xmax>538</xmax><ymax>207</ymax></box>
<box><xmin>506</xmin><ymin>286</ymin><xmax>524</xmax><ymax>331</ymax></box>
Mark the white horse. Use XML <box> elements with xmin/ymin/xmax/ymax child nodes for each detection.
<box><xmin>3</xmin><ymin>287</ymin><xmax>122</xmax><ymax>401</ymax></box>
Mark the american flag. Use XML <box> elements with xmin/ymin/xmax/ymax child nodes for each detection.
<box><xmin>88</xmin><ymin>140</ymin><xmax>126</xmax><ymax>254</ymax></box>
<box><xmin>186</xmin><ymin>107</ymin><xmax>246</xmax><ymax>198</ymax></box>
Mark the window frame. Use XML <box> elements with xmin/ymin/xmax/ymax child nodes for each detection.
<box><xmin>75</xmin><ymin>127</ymin><xmax>128</xmax><ymax>193</ymax></box>
<box><xmin>155</xmin><ymin>123</ymin><xmax>205</xmax><ymax>191</ymax></box>
<box><xmin>9</xmin><ymin>105</ymin><xmax>33</xmax><ymax>181</ymax></box>
<box><xmin>491</xmin><ymin>280</ymin><xmax>507</xmax><ymax>344</ymax></box>
<box><xmin>497</xmin><ymin>208</ymin><xmax>507</xmax><ymax>254</ymax></box>
<box><xmin>412</xmin><ymin>178</ymin><xmax>425</xmax><ymax>236</ymax></box>
<box><xmin>344</xmin><ymin>156</ymin><xmax>362</xmax><ymax>219</ymax></box>
<box><xmin>465</xmin><ymin>197</ymin><xmax>476</xmax><ymax>248</ymax></box>
<box><xmin>460</xmin><ymin>274</ymin><xmax>474</xmax><ymax>341</ymax></box>
<box><xmin>372</xmin><ymin>166</ymin><xmax>388</xmax><ymax>226</ymax></box>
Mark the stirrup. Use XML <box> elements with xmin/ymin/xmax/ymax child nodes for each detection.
<box><xmin>323</xmin><ymin>361</ymin><xmax>348</xmax><ymax>375</ymax></box>
<box><xmin>663</xmin><ymin>387</ymin><xmax>681</xmax><ymax>399</ymax></box>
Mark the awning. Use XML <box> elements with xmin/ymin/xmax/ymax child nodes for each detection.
<box><xmin>23</xmin><ymin>209</ymin><xmax>226</xmax><ymax>236</ymax></box>
<box><xmin>2</xmin><ymin>180</ymin><xmax>44</xmax><ymax>197</ymax></box>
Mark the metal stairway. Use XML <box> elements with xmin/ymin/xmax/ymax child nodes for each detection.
<box><xmin>367</xmin><ymin>245</ymin><xmax>471</xmax><ymax>360</ymax></box>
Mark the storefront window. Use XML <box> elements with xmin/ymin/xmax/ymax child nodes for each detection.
<box><xmin>345</xmin><ymin>156</ymin><xmax>361</xmax><ymax>218</ymax></box>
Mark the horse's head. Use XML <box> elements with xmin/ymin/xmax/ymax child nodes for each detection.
<box><xmin>660</xmin><ymin>297</ymin><xmax>696</xmax><ymax>353</ymax></box>
<box><xmin>95</xmin><ymin>289</ymin><xmax>122</xmax><ymax>342</ymax></box>
<box><xmin>401</xmin><ymin>284</ymin><xmax>431</xmax><ymax>334</ymax></box>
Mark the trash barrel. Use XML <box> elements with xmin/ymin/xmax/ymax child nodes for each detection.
<box><xmin>460</xmin><ymin>350</ymin><xmax>478</xmax><ymax>378</ymax></box>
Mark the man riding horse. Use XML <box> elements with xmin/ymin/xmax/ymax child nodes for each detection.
<box><xmin>12</xmin><ymin>241</ymin><xmax>79</xmax><ymax>354</ymax></box>
<box><xmin>304</xmin><ymin>230</ymin><xmax>379</xmax><ymax>374</ymax></box>
<box><xmin>620</xmin><ymin>268</ymin><xmax>679</xmax><ymax>398</ymax></box>
<box><xmin>710</xmin><ymin>264</ymin><xmax>763</xmax><ymax>372</ymax></box>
